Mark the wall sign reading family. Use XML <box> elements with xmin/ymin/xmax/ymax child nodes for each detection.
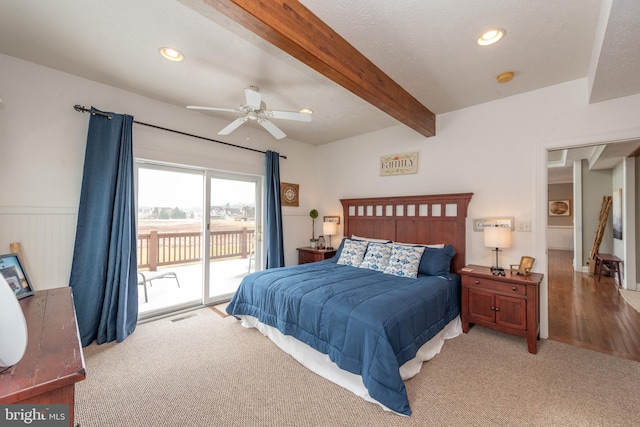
<box><xmin>380</xmin><ymin>152</ymin><xmax>419</xmax><ymax>176</ymax></box>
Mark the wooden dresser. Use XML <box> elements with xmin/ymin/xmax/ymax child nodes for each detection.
<box><xmin>0</xmin><ymin>287</ymin><xmax>86</xmax><ymax>426</ymax></box>
<box><xmin>459</xmin><ymin>265</ymin><xmax>543</xmax><ymax>354</ymax></box>
<box><xmin>297</xmin><ymin>247</ymin><xmax>337</xmax><ymax>264</ymax></box>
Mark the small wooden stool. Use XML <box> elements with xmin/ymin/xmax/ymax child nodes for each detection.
<box><xmin>595</xmin><ymin>253</ymin><xmax>622</xmax><ymax>285</ymax></box>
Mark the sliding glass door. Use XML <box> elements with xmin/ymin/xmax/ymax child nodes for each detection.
<box><xmin>136</xmin><ymin>164</ymin><xmax>205</xmax><ymax>318</ymax></box>
<box><xmin>136</xmin><ymin>162</ymin><xmax>261</xmax><ymax>317</ymax></box>
<box><xmin>205</xmin><ymin>173</ymin><xmax>262</xmax><ymax>304</ymax></box>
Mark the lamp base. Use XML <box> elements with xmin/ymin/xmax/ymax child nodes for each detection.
<box><xmin>490</xmin><ymin>248</ymin><xmax>506</xmax><ymax>276</ymax></box>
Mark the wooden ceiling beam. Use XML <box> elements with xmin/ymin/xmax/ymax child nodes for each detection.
<box><xmin>204</xmin><ymin>0</ymin><xmax>436</xmax><ymax>137</ymax></box>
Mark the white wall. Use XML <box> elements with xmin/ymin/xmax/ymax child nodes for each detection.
<box><xmin>582</xmin><ymin>161</ymin><xmax>614</xmax><ymax>263</ymax></box>
<box><xmin>612</xmin><ymin>158</ymin><xmax>637</xmax><ymax>290</ymax></box>
<box><xmin>0</xmin><ymin>54</ymin><xmax>317</xmax><ymax>289</ymax></box>
<box><xmin>316</xmin><ymin>79</ymin><xmax>640</xmax><ymax>339</ymax></box>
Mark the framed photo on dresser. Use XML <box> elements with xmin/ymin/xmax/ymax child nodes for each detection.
<box><xmin>0</xmin><ymin>253</ymin><xmax>34</xmax><ymax>299</ymax></box>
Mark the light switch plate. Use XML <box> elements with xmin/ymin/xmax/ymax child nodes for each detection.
<box><xmin>517</xmin><ymin>221</ymin><xmax>531</xmax><ymax>232</ymax></box>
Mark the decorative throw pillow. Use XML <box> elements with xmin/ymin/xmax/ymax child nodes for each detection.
<box><xmin>418</xmin><ymin>245</ymin><xmax>456</xmax><ymax>276</ymax></box>
<box><xmin>336</xmin><ymin>239</ymin><xmax>369</xmax><ymax>267</ymax></box>
<box><xmin>383</xmin><ymin>244</ymin><xmax>425</xmax><ymax>278</ymax></box>
<box><xmin>359</xmin><ymin>242</ymin><xmax>393</xmax><ymax>271</ymax></box>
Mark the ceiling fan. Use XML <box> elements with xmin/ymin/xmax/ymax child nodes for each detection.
<box><xmin>187</xmin><ymin>86</ymin><xmax>312</xmax><ymax>140</ymax></box>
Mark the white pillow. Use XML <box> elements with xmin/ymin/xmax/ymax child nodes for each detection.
<box><xmin>337</xmin><ymin>239</ymin><xmax>369</xmax><ymax>267</ymax></box>
<box><xmin>394</xmin><ymin>241</ymin><xmax>445</xmax><ymax>249</ymax></box>
<box><xmin>383</xmin><ymin>244</ymin><xmax>426</xmax><ymax>278</ymax></box>
<box><xmin>359</xmin><ymin>242</ymin><xmax>393</xmax><ymax>271</ymax></box>
<box><xmin>351</xmin><ymin>235</ymin><xmax>391</xmax><ymax>243</ymax></box>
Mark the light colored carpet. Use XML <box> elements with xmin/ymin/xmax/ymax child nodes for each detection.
<box><xmin>620</xmin><ymin>288</ymin><xmax>640</xmax><ymax>313</ymax></box>
<box><xmin>75</xmin><ymin>308</ymin><xmax>640</xmax><ymax>426</ymax></box>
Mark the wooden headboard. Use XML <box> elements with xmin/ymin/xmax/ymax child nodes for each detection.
<box><xmin>340</xmin><ymin>193</ymin><xmax>473</xmax><ymax>273</ymax></box>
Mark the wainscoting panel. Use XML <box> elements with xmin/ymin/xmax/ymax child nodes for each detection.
<box><xmin>547</xmin><ymin>225</ymin><xmax>574</xmax><ymax>250</ymax></box>
<box><xmin>0</xmin><ymin>208</ymin><xmax>77</xmax><ymax>290</ymax></box>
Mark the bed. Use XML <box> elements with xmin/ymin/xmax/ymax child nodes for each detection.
<box><xmin>226</xmin><ymin>193</ymin><xmax>473</xmax><ymax>415</ymax></box>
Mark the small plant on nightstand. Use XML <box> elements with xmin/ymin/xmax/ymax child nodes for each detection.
<box><xmin>309</xmin><ymin>209</ymin><xmax>319</xmax><ymax>248</ymax></box>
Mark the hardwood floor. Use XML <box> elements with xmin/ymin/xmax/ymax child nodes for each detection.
<box><xmin>548</xmin><ymin>249</ymin><xmax>640</xmax><ymax>362</ymax></box>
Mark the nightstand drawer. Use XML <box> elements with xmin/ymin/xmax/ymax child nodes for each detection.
<box><xmin>297</xmin><ymin>247</ymin><xmax>337</xmax><ymax>265</ymax></box>
<box><xmin>467</xmin><ymin>277</ymin><xmax>526</xmax><ymax>296</ymax></box>
<box><xmin>299</xmin><ymin>251</ymin><xmax>323</xmax><ymax>264</ymax></box>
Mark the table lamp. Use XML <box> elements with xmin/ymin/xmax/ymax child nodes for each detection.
<box><xmin>484</xmin><ymin>225</ymin><xmax>511</xmax><ymax>275</ymax></box>
<box><xmin>322</xmin><ymin>221</ymin><xmax>338</xmax><ymax>250</ymax></box>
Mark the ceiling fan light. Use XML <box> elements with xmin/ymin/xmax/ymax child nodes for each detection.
<box><xmin>159</xmin><ymin>47</ymin><xmax>184</xmax><ymax>62</ymax></box>
<box><xmin>299</xmin><ymin>108</ymin><xmax>313</xmax><ymax>115</ymax></box>
<box><xmin>477</xmin><ymin>28</ymin><xmax>505</xmax><ymax>46</ymax></box>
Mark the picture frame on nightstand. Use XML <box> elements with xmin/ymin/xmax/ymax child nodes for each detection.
<box><xmin>511</xmin><ymin>256</ymin><xmax>535</xmax><ymax>276</ymax></box>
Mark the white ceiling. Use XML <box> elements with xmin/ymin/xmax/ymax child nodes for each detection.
<box><xmin>0</xmin><ymin>0</ymin><xmax>639</xmax><ymax>146</ymax></box>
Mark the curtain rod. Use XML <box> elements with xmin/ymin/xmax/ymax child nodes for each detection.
<box><xmin>73</xmin><ymin>105</ymin><xmax>286</xmax><ymax>159</ymax></box>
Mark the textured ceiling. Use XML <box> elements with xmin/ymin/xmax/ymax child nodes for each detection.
<box><xmin>0</xmin><ymin>0</ymin><xmax>638</xmax><ymax>146</ymax></box>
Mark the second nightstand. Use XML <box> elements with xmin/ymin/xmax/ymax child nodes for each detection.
<box><xmin>297</xmin><ymin>247</ymin><xmax>337</xmax><ymax>264</ymax></box>
<box><xmin>459</xmin><ymin>264</ymin><xmax>544</xmax><ymax>354</ymax></box>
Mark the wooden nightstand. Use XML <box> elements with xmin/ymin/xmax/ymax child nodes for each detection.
<box><xmin>297</xmin><ymin>247</ymin><xmax>337</xmax><ymax>264</ymax></box>
<box><xmin>459</xmin><ymin>265</ymin><xmax>544</xmax><ymax>354</ymax></box>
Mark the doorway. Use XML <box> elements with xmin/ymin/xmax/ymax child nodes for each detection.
<box><xmin>546</xmin><ymin>143</ymin><xmax>640</xmax><ymax>359</ymax></box>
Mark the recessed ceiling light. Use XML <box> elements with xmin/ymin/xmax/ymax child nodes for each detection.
<box><xmin>497</xmin><ymin>71</ymin><xmax>515</xmax><ymax>83</ymax></box>
<box><xmin>159</xmin><ymin>47</ymin><xmax>184</xmax><ymax>62</ymax></box>
<box><xmin>477</xmin><ymin>28</ymin><xmax>506</xmax><ymax>46</ymax></box>
<box><xmin>299</xmin><ymin>108</ymin><xmax>313</xmax><ymax>115</ymax></box>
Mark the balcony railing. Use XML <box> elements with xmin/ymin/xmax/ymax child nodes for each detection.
<box><xmin>138</xmin><ymin>228</ymin><xmax>255</xmax><ymax>271</ymax></box>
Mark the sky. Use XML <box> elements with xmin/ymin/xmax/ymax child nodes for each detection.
<box><xmin>138</xmin><ymin>168</ymin><xmax>255</xmax><ymax>208</ymax></box>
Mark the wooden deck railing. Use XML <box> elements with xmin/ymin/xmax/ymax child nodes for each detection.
<box><xmin>138</xmin><ymin>228</ymin><xmax>255</xmax><ymax>271</ymax></box>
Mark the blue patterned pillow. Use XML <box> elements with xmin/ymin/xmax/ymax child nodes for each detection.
<box><xmin>383</xmin><ymin>244</ymin><xmax>426</xmax><ymax>278</ymax></box>
<box><xmin>359</xmin><ymin>242</ymin><xmax>393</xmax><ymax>271</ymax></box>
<box><xmin>336</xmin><ymin>239</ymin><xmax>369</xmax><ymax>267</ymax></box>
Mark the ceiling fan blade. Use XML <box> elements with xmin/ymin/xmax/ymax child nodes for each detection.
<box><xmin>244</xmin><ymin>87</ymin><xmax>262</xmax><ymax>110</ymax></box>
<box><xmin>267</xmin><ymin>110</ymin><xmax>313</xmax><ymax>122</ymax></box>
<box><xmin>257</xmin><ymin>118</ymin><xmax>286</xmax><ymax>139</ymax></box>
<box><xmin>218</xmin><ymin>117</ymin><xmax>248</xmax><ymax>135</ymax></box>
<box><xmin>186</xmin><ymin>105</ymin><xmax>241</xmax><ymax>113</ymax></box>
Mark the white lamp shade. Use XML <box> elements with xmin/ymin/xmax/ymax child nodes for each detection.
<box><xmin>0</xmin><ymin>275</ymin><xmax>28</xmax><ymax>368</ymax></box>
<box><xmin>322</xmin><ymin>221</ymin><xmax>337</xmax><ymax>236</ymax></box>
<box><xmin>484</xmin><ymin>226</ymin><xmax>512</xmax><ymax>249</ymax></box>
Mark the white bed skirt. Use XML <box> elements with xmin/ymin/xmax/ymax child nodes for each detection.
<box><xmin>237</xmin><ymin>314</ymin><xmax>462</xmax><ymax>414</ymax></box>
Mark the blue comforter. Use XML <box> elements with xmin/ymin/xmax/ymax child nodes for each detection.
<box><xmin>226</xmin><ymin>258</ymin><xmax>460</xmax><ymax>415</ymax></box>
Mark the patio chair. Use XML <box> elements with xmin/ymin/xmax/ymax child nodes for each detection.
<box><xmin>247</xmin><ymin>248</ymin><xmax>255</xmax><ymax>274</ymax></box>
<box><xmin>137</xmin><ymin>271</ymin><xmax>180</xmax><ymax>303</ymax></box>
<box><xmin>138</xmin><ymin>272</ymin><xmax>148</xmax><ymax>303</ymax></box>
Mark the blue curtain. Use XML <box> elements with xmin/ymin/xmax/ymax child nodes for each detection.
<box><xmin>265</xmin><ymin>150</ymin><xmax>285</xmax><ymax>268</ymax></box>
<box><xmin>70</xmin><ymin>107</ymin><xmax>138</xmax><ymax>347</ymax></box>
